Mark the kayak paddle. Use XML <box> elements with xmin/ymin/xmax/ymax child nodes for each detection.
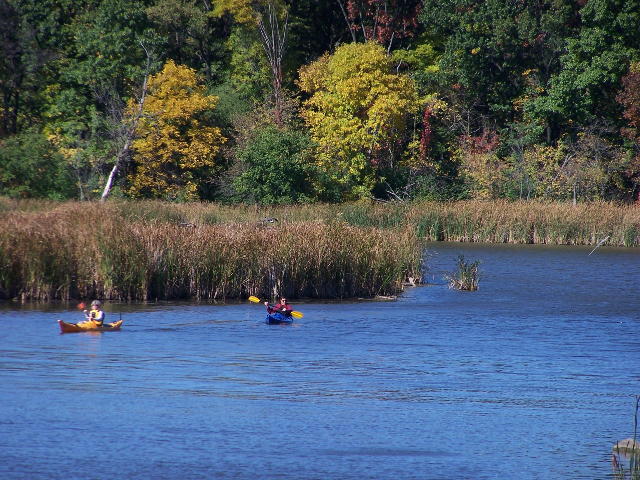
<box><xmin>248</xmin><ymin>295</ymin><xmax>304</xmax><ymax>318</ymax></box>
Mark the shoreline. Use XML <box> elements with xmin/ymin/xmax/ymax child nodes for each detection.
<box><xmin>1</xmin><ymin>199</ymin><xmax>637</xmax><ymax>302</ymax></box>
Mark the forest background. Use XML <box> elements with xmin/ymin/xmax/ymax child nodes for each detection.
<box><xmin>1</xmin><ymin>0</ymin><xmax>640</xmax><ymax>205</ymax></box>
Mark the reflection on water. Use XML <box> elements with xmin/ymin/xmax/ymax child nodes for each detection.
<box><xmin>0</xmin><ymin>243</ymin><xmax>638</xmax><ymax>480</ymax></box>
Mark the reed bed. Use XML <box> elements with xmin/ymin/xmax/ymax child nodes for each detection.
<box><xmin>0</xmin><ymin>198</ymin><xmax>637</xmax><ymax>301</ymax></box>
<box><xmin>409</xmin><ymin>200</ymin><xmax>640</xmax><ymax>247</ymax></box>
<box><xmin>9</xmin><ymin>198</ymin><xmax>632</xmax><ymax>246</ymax></box>
<box><xmin>0</xmin><ymin>201</ymin><xmax>422</xmax><ymax>301</ymax></box>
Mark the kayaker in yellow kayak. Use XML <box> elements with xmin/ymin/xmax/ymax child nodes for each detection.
<box><xmin>80</xmin><ymin>300</ymin><xmax>105</xmax><ymax>327</ymax></box>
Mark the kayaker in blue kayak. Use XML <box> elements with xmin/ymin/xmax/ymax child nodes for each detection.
<box><xmin>265</xmin><ymin>296</ymin><xmax>293</xmax><ymax>323</ymax></box>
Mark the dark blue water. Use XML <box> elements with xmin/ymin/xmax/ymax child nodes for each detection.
<box><xmin>1</xmin><ymin>243</ymin><xmax>638</xmax><ymax>480</ymax></box>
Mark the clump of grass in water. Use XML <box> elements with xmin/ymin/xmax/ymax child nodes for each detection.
<box><xmin>446</xmin><ymin>255</ymin><xmax>480</xmax><ymax>291</ymax></box>
<box><xmin>612</xmin><ymin>396</ymin><xmax>640</xmax><ymax>480</ymax></box>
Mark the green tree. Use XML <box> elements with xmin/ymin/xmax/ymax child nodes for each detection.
<box><xmin>146</xmin><ymin>0</ymin><xmax>227</xmax><ymax>84</ymax></box>
<box><xmin>0</xmin><ymin>0</ymin><xmax>87</xmax><ymax>136</ymax></box>
<box><xmin>232</xmin><ymin>125</ymin><xmax>314</xmax><ymax>204</ymax></box>
<box><xmin>420</xmin><ymin>0</ymin><xmax>580</xmax><ymax>130</ymax></box>
<box><xmin>0</xmin><ymin>0</ymin><xmax>26</xmax><ymax>136</ymax></box>
<box><xmin>529</xmin><ymin>0</ymin><xmax>640</xmax><ymax>137</ymax></box>
<box><xmin>0</xmin><ymin>129</ymin><xmax>75</xmax><ymax>199</ymax></box>
<box><xmin>213</xmin><ymin>0</ymin><xmax>290</xmax><ymax>123</ymax></box>
<box><xmin>222</xmin><ymin>26</ymin><xmax>271</xmax><ymax>102</ymax></box>
<box><xmin>41</xmin><ymin>0</ymin><xmax>161</xmax><ymax>199</ymax></box>
<box><xmin>67</xmin><ymin>0</ymin><xmax>158</xmax><ymax>94</ymax></box>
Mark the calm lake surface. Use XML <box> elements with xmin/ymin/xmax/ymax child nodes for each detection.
<box><xmin>1</xmin><ymin>242</ymin><xmax>638</xmax><ymax>480</ymax></box>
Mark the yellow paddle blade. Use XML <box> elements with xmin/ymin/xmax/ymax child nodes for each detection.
<box><xmin>291</xmin><ymin>311</ymin><xmax>303</xmax><ymax>319</ymax></box>
<box><xmin>248</xmin><ymin>296</ymin><xmax>261</xmax><ymax>303</ymax></box>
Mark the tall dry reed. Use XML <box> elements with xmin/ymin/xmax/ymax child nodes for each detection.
<box><xmin>445</xmin><ymin>255</ymin><xmax>480</xmax><ymax>291</ymax></box>
<box><xmin>1</xmin><ymin>198</ymin><xmax>637</xmax><ymax>301</ymax></box>
<box><xmin>408</xmin><ymin>200</ymin><xmax>640</xmax><ymax>246</ymax></box>
<box><xmin>0</xmin><ymin>201</ymin><xmax>421</xmax><ymax>301</ymax></box>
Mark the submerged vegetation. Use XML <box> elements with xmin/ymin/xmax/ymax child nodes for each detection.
<box><xmin>0</xmin><ymin>198</ymin><xmax>637</xmax><ymax>302</ymax></box>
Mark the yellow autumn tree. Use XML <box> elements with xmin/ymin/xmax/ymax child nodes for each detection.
<box><xmin>298</xmin><ymin>42</ymin><xmax>421</xmax><ymax>200</ymax></box>
<box><xmin>213</xmin><ymin>0</ymin><xmax>266</xmax><ymax>24</ymax></box>
<box><xmin>127</xmin><ymin>60</ymin><xmax>226</xmax><ymax>200</ymax></box>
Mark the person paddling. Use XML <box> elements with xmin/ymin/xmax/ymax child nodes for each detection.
<box><xmin>265</xmin><ymin>297</ymin><xmax>293</xmax><ymax>318</ymax></box>
<box><xmin>81</xmin><ymin>300</ymin><xmax>105</xmax><ymax>327</ymax></box>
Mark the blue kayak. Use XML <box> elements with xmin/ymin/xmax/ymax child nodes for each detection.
<box><xmin>265</xmin><ymin>313</ymin><xmax>294</xmax><ymax>325</ymax></box>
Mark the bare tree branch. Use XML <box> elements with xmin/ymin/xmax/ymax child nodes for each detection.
<box><xmin>335</xmin><ymin>0</ymin><xmax>357</xmax><ymax>42</ymax></box>
<box><xmin>256</xmin><ymin>2</ymin><xmax>289</xmax><ymax>125</ymax></box>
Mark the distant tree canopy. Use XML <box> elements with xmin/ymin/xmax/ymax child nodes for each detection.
<box><xmin>1</xmin><ymin>0</ymin><xmax>639</xmax><ymax>202</ymax></box>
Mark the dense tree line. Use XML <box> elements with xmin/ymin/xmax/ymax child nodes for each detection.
<box><xmin>1</xmin><ymin>0</ymin><xmax>639</xmax><ymax>203</ymax></box>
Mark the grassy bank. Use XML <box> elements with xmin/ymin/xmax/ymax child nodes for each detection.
<box><xmin>408</xmin><ymin>200</ymin><xmax>639</xmax><ymax>246</ymax></box>
<box><xmin>0</xmin><ymin>198</ymin><xmax>637</xmax><ymax>302</ymax></box>
<box><xmin>0</xmin><ymin>201</ymin><xmax>421</xmax><ymax>301</ymax></box>
<box><xmin>3</xmin><ymin>198</ymin><xmax>637</xmax><ymax>245</ymax></box>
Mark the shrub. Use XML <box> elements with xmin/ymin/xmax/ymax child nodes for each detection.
<box><xmin>233</xmin><ymin>125</ymin><xmax>316</xmax><ymax>204</ymax></box>
<box><xmin>446</xmin><ymin>255</ymin><xmax>480</xmax><ymax>291</ymax></box>
<box><xmin>0</xmin><ymin>129</ymin><xmax>76</xmax><ymax>199</ymax></box>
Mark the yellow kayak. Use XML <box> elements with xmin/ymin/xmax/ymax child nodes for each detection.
<box><xmin>58</xmin><ymin>319</ymin><xmax>123</xmax><ymax>333</ymax></box>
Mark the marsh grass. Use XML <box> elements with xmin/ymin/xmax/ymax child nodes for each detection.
<box><xmin>445</xmin><ymin>255</ymin><xmax>480</xmax><ymax>291</ymax></box>
<box><xmin>0</xmin><ymin>201</ymin><xmax>422</xmax><ymax>301</ymax></box>
<box><xmin>406</xmin><ymin>200</ymin><xmax>639</xmax><ymax>246</ymax></box>
<box><xmin>0</xmin><ymin>198</ymin><xmax>637</xmax><ymax>301</ymax></box>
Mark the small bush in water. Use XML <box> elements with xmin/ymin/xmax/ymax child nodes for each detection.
<box><xmin>446</xmin><ymin>255</ymin><xmax>480</xmax><ymax>291</ymax></box>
